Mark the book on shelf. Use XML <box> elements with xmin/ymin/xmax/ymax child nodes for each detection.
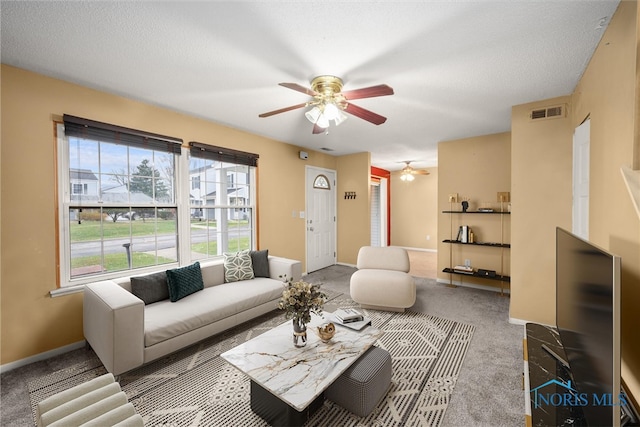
<box><xmin>453</xmin><ymin>265</ymin><xmax>474</xmax><ymax>274</ymax></box>
<box><xmin>457</xmin><ymin>225</ymin><xmax>473</xmax><ymax>243</ymax></box>
<box><xmin>333</xmin><ymin>308</ymin><xmax>364</xmax><ymax>323</ymax></box>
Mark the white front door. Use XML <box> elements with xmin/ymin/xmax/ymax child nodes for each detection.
<box><xmin>573</xmin><ymin>118</ymin><xmax>590</xmax><ymax>239</ymax></box>
<box><xmin>306</xmin><ymin>166</ymin><xmax>336</xmax><ymax>273</ymax></box>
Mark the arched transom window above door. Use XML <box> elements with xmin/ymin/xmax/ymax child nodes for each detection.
<box><xmin>313</xmin><ymin>174</ymin><xmax>331</xmax><ymax>190</ymax></box>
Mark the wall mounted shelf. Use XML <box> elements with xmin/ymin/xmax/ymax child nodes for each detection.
<box><xmin>442</xmin><ymin>239</ymin><xmax>510</xmax><ymax>248</ymax></box>
<box><xmin>442</xmin><ymin>210</ymin><xmax>510</xmax><ymax>214</ymax></box>
<box><xmin>442</xmin><ymin>268</ymin><xmax>510</xmax><ymax>282</ymax></box>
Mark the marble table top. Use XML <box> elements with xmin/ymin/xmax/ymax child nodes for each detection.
<box><xmin>220</xmin><ymin>312</ymin><xmax>383</xmax><ymax>411</ymax></box>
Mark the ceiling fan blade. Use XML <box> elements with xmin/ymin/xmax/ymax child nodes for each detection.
<box><xmin>279</xmin><ymin>83</ymin><xmax>317</xmax><ymax>97</ymax></box>
<box><xmin>258</xmin><ymin>102</ymin><xmax>308</xmax><ymax>118</ymax></box>
<box><xmin>312</xmin><ymin>123</ymin><xmax>326</xmax><ymax>134</ymax></box>
<box><xmin>344</xmin><ymin>103</ymin><xmax>387</xmax><ymax>125</ymax></box>
<box><xmin>414</xmin><ymin>170</ymin><xmax>430</xmax><ymax>175</ymax></box>
<box><xmin>341</xmin><ymin>84</ymin><xmax>394</xmax><ymax>100</ymax></box>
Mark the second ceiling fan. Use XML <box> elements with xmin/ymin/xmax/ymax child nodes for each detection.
<box><xmin>397</xmin><ymin>161</ymin><xmax>430</xmax><ymax>181</ymax></box>
<box><xmin>259</xmin><ymin>75</ymin><xmax>394</xmax><ymax>134</ymax></box>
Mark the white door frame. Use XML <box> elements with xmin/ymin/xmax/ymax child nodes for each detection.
<box><xmin>573</xmin><ymin>118</ymin><xmax>590</xmax><ymax>239</ymax></box>
<box><xmin>370</xmin><ymin>177</ymin><xmax>388</xmax><ymax>246</ymax></box>
<box><xmin>305</xmin><ymin>166</ymin><xmax>337</xmax><ymax>273</ymax></box>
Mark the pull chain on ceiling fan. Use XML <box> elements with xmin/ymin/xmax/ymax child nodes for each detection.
<box><xmin>259</xmin><ymin>75</ymin><xmax>394</xmax><ymax>134</ymax></box>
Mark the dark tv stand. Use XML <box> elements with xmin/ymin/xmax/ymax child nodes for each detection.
<box><xmin>541</xmin><ymin>343</ymin><xmax>570</xmax><ymax>371</ymax></box>
<box><xmin>524</xmin><ymin>323</ymin><xmax>639</xmax><ymax>426</ymax></box>
<box><xmin>524</xmin><ymin>323</ymin><xmax>587</xmax><ymax>426</ymax></box>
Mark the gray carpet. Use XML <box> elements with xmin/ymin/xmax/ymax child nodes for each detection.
<box><xmin>27</xmin><ymin>295</ymin><xmax>474</xmax><ymax>426</ymax></box>
<box><xmin>301</xmin><ymin>265</ymin><xmax>524</xmax><ymax>426</ymax></box>
<box><xmin>1</xmin><ymin>265</ymin><xmax>523</xmax><ymax>426</ymax></box>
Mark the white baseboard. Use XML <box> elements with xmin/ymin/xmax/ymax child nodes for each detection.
<box><xmin>0</xmin><ymin>340</ymin><xmax>86</xmax><ymax>374</ymax></box>
<box><xmin>335</xmin><ymin>262</ymin><xmax>356</xmax><ymax>268</ymax></box>
<box><xmin>400</xmin><ymin>246</ymin><xmax>437</xmax><ymax>253</ymax></box>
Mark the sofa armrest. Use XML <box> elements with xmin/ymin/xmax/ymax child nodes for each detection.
<box><xmin>268</xmin><ymin>256</ymin><xmax>302</xmax><ymax>282</ymax></box>
<box><xmin>83</xmin><ymin>281</ymin><xmax>145</xmax><ymax>375</ymax></box>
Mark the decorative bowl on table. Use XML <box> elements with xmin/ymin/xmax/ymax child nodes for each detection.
<box><xmin>317</xmin><ymin>323</ymin><xmax>336</xmax><ymax>342</ymax></box>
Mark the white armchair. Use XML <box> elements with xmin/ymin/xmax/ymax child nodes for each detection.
<box><xmin>350</xmin><ymin>246</ymin><xmax>416</xmax><ymax>312</ymax></box>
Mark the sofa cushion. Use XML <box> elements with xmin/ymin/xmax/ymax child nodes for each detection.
<box><xmin>199</xmin><ymin>259</ymin><xmax>225</xmax><ymax>288</ymax></box>
<box><xmin>250</xmin><ymin>249</ymin><xmax>270</xmax><ymax>278</ymax></box>
<box><xmin>166</xmin><ymin>262</ymin><xmax>204</xmax><ymax>302</ymax></box>
<box><xmin>143</xmin><ymin>277</ymin><xmax>283</xmax><ymax>347</ymax></box>
<box><xmin>224</xmin><ymin>250</ymin><xmax>254</xmax><ymax>282</ymax></box>
<box><xmin>130</xmin><ymin>272</ymin><xmax>169</xmax><ymax>305</ymax></box>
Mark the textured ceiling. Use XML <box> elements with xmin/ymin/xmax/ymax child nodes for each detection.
<box><xmin>1</xmin><ymin>1</ymin><xmax>620</xmax><ymax>171</ymax></box>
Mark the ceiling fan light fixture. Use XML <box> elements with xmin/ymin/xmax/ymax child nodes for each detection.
<box><xmin>305</xmin><ymin>106</ymin><xmax>322</xmax><ymax>124</ymax></box>
<box><xmin>323</xmin><ymin>102</ymin><xmax>340</xmax><ymax>121</ymax></box>
<box><xmin>400</xmin><ymin>172</ymin><xmax>415</xmax><ymax>182</ymax></box>
<box><xmin>333</xmin><ymin>110</ymin><xmax>348</xmax><ymax>126</ymax></box>
<box><xmin>315</xmin><ymin>113</ymin><xmax>330</xmax><ymax>129</ymax></box>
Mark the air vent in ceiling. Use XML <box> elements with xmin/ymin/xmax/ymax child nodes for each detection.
<box><xmin>530</xmin><ymin>105</ymin><xmax>566</xmax><ymax>121</ymax></box>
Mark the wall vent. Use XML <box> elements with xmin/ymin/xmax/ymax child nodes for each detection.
<box><xmin>530</xmin><ymin>104</ymin><xmax>566</xmax><ymax>121</ymax></box>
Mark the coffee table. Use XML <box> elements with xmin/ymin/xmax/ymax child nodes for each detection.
<box><xmin>220</xmin><ymin>312</ymin><xmax>383</xmax><ymax>426</ymax></box>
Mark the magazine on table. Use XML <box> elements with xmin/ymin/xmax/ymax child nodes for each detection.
<box><xmin>334</xmin><ymin>308</ymin><xmax>364</xmax><ymax>323</ymax></box>
<box><xmin>326</xmin><ymin>308</ymin><xmax>371</xmax><ymax>331</ymax></box>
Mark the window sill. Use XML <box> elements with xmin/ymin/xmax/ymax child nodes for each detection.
<box><xmin>50</xmin><ymin>285</ymin><xmax>85</xmax><ymax>298</ymax></box>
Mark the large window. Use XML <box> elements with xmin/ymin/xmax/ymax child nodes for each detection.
<box><xmin>56</xmin><ymin>116</ymin><xmax>258</xmax><ymax>289</ymax></box>
<box><xmin>58</xmin><ymin>116</ymin><xmax>181</xmax><ymax>284</ymax></box>
<box><xmin>188</xmin><ymin>142</ymin><xmax>257</xmax><ymax>261</ymax></box>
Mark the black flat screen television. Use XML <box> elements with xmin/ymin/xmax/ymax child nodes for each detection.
<box><xmin>556</xmin><ymin>227</ymin><xmax>622</xmax><ymax>426</ymax></box>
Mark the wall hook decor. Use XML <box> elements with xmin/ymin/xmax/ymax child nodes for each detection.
<box><xmin>344</xmin><ymin>191</ymin><xmax>356</xmax><ymax>200</ymax></box>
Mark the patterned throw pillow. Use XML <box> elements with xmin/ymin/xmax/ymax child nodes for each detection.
<box><xmin>224</xmin><ymin>250</ymin><xmax>255</xmax><ymax>282</ymax></box>
<box><xmin>166</xmin><ymin>262</ymin><xmax>204</xmax><ymax>302</ymax></box>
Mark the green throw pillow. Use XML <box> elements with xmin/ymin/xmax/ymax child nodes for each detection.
<box><xmin>224</xmin><ymin>250</ymin><xmax>255</xmax><ymax>282</ymax></box>
<box><xmin>250</xmin><ymin>249</ymin><xmax>270</xmax><ymax>278</ymax></box>
<box><xmin>166</xmin><ymin>262</ymin><xmax>204</xmax><ymax>302</ymax></box>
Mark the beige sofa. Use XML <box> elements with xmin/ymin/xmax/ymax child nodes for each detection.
<box><xmin>83</xmin><ymin>256</ymin><xmax>301</xmax><ymax>375</ymax></box>
<box><xmin>350</xmin><ymin>246</ymin><xmax>415</xmax><ymax>312</ymax></box>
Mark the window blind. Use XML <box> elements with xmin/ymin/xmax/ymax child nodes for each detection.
<box><xmin>189</xmin><ymin>141</ymin><xmax>258</xmax><ymax>167</ymax></box>
<box><xmin>63</xmin><ymin>114</ymin><xmax>182</xmax><ymax>154</ymax></box>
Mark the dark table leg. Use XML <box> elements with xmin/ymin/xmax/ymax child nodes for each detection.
<box><xmin>250</xmin><ymin>380</ymin><xmax>324</xmax><ymax>427</ymax></box>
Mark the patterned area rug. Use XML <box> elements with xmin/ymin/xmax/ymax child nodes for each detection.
<box><xmin>29</xmin><ymin>294</ymin><xmax>474</xmax><ymax>426</ymax></box>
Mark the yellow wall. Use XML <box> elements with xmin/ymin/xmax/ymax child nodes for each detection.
<box><xmin>510</xmin><ymin>95</ymin><xmax>573</xmax><ymax>325</ymax></box>
<box><xmin>336</xmin><ymin>152</ymin><xmax>371</xmax><ymax>265</ymax></box>
<box><xmin>390</xmin><ymin>168</ymin><xmax>438</xmax><ymax>250</ymax></box>
<box><xmin>572</xmin><ymin>0</ymin><xmax>640</xmax><ymax>402</ymax></box>
<box><xmin>437</xmin><ymin>132</ymin><xmax>511</xmax><ymax>290</ymax></box>
<box><xmin>0</xmin><ymin>65</ymin><xmax>359</xmax><ymax>365</ymax></box>
<box><xmin>510</xmin><ymin>1</ymin><xmax>640</xmax><ymax>403</ymax></box>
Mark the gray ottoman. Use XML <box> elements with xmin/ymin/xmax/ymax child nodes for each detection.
<box><xmin>326</xmin><ymin>345</ymin><xmax>392</xmax><ymax>417</ymax></box>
